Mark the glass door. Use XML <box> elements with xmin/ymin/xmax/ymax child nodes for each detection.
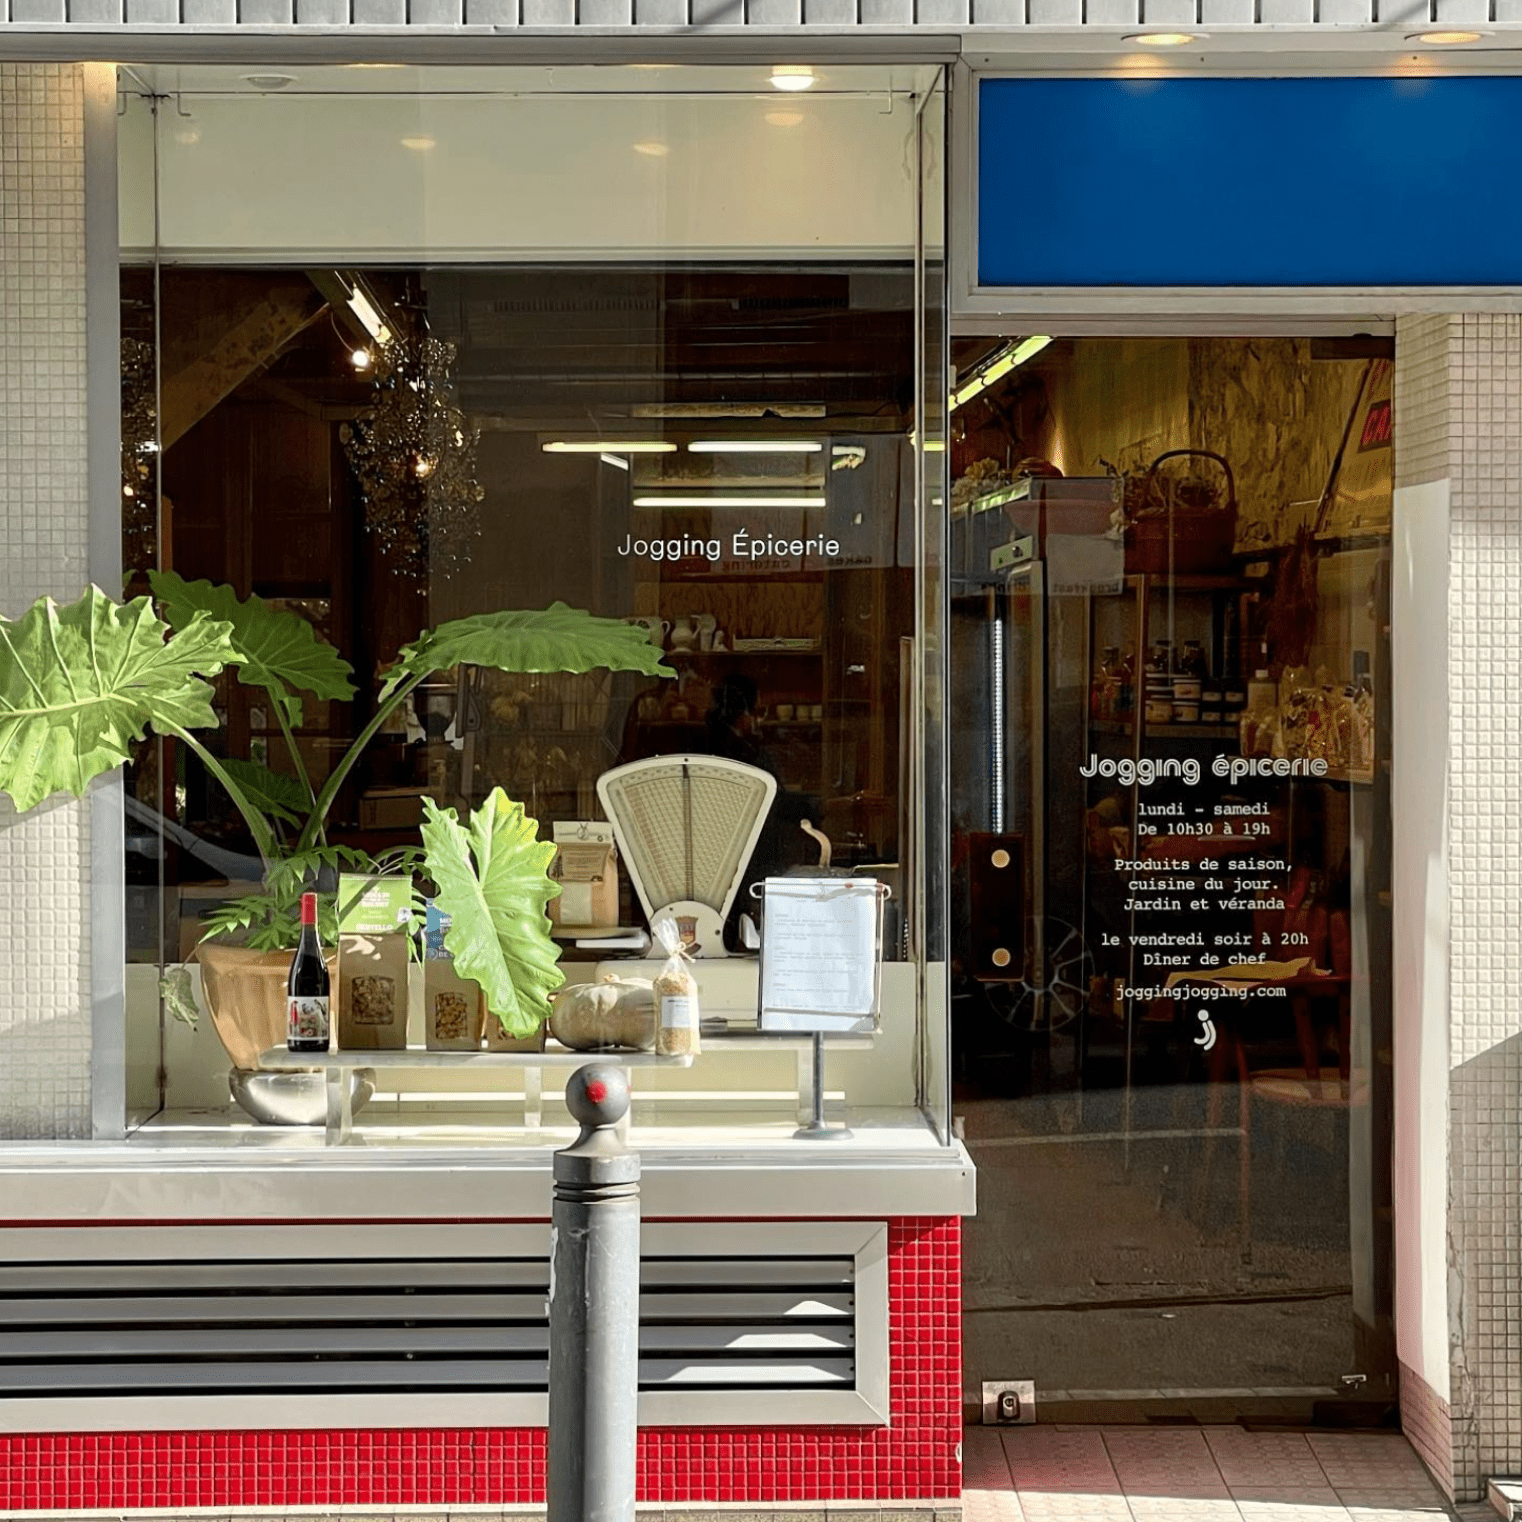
<box><xmin>950</xmin><ymin>336</ymin><xmax>1395</xmax><ymax>1421</ymax></box>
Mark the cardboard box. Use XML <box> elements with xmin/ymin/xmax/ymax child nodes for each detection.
<box><xmin>423</xmin><ymin>901</ymin><xmax>485</xmax><ymax>1051</ymax></box>
<box><xmin>337</xmin><ymin>875</ymin><xmax>412</xmax><ymax>1050</ymax></box>
<box><xmin>358</xmin><ymin>787</ymin><xmax>429</xmax><ymax>830</ymax></box>
<box><xmin>547</xmin><ymin>822</ymin><xmax>619</xmax><ymax>932</ymax></box>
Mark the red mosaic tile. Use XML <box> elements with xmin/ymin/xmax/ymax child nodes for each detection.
<box><xmin>0</xmin><ymin>1217</ymin><xmax>960</xmax><ymax>1508</ymax></box>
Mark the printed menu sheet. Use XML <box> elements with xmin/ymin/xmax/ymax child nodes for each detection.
<box><xmin>758</xmin><ymin>877</ymin><xmax>881</xmax><ymax>1034</ymax></box>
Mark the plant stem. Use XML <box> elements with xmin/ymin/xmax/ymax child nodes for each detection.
<box><xmin>293</xmin><ymin>673</ymin><xmax>426</xmax><ymax>855</ymax></box>
<box><xmin>163</xmin><ymin>723</ymin><xmax>278</xmax><ymax>869</ymax></box>
<box><xmin>272</xmin><ymin>694</ymin><xmax>323</xmax><ymax>845</ymax></box>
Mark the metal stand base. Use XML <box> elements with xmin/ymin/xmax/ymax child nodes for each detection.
<box><xmin>793</xmin><ymin>1123</ymin><xmax>855</xmax><ymax>1140</ymax></box>
<box><xmin>793</xmin><ymin>1032</ymin><xmax>852</xmax><ymax>1140</ymax></box>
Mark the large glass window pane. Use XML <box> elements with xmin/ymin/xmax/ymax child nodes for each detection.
<box><xmin>117</xmin><ymin>64</ymin><xmax>949</xmax><ymax>1145</ymax></box>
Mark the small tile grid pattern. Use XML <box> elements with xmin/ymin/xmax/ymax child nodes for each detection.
<box><xmin>1392</xmin><ymin>315</ymin><xmax>1454</xmax><ymax>491</ymax></box>
<box><xmin>1441</xmin><ymin>314</ymin><xmax>1522</xmax><ymax>1501</ymax></box>
<box><xmin>0</xmin><ymin>1514</ymin><xmax>959</xmax><ymax>1522</ymax></box>
<box><xmin>1390</xmin><ymin>313</ymin><xmax>1522</xmax><ymax>1500</ymax></box>
<box><xmin>1400</xmin><ymin>1361</ymin><xmax>1455</xmax><ymax>1501</ymax></box>
<box><xmin>1</xmin><ymin>0</ymin><xmax>1515</xmax><ymax>29</ymax></box>
<box><xmin>0</xmin><ymin>63</ymin><xmax>93</xmax><ymax>1142</ymax></box>
<box><xmin>0</xmin><ymin>1218</ymin><xmax>961</xmax><ymax>1509</ymax></box>
<box><xmin>963</xmin><ymin>1426</ymin><xmax>1464</xmax><ymax>1522</ymax></box>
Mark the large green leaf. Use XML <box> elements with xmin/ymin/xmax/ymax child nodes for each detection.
<box><xmin>149</xmin><ymin>571</ymin><xmax>356</xmax><ymax>724</ymax></box>
<box><xmin>383</xmin><ymin>603</ymin><xmax>670</xmax><ymax>699</ymax></box>
<box><xmin>220</xmin><ymin>758</ymin><xmax>311</xmax><ymax>829</ymax></box>
<box><xmin>0</xmin><ymin>586</ymin><xmax>236</xmax><ymax>812</ymax></box>
<box><xmin>421</xmin><ymin>789</ymin><xmax>564</xmax><ymax>1036</ymax></box>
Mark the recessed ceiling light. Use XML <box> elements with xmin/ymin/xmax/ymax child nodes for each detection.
<box><xmin>1123</xmin><ymin>31</ymin><xmax>1199</xmax><ymax>44</ymax></box>
<box><xmin>765</xmin><ymin>109</ymin><xmax>805</xmax><ymax>127</ymax></box>
<box><xmin>1408</xmin><ymin>28</ymin><xmax>1484</xmax><ymax>41</ymax></box>
<box><xmin>542</xmin><ymin>440</ymin><xmax>677</xmax><ymax>454</ymax></box>
<box><xmin>770</xmin><ymin>65</ymin><xmax>817</xmax><ymax>92</ymax></box>
<box><xmin>351</xmin><ymin>347</ymin><xmax>372</xmax><ymax>370</ymax></box>
<box><xmin>240</xmin><ymin>73</ymin><xmax>297</xmax><ymax>90</ymax></box>
<box><xmin>400</xmin><ymin>135</ymin><xmax>437</xmax><ymax>151</ymax></box>
<box><xmin>632</xmin><ymin>141</ymin><xmax>670</xmax><ymax>157</ymax></box>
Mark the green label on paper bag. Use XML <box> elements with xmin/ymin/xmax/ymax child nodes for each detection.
<box><xmin>338</xmin><ymin>874</ymin><xmax>413</xmax><ymax>936</ymax></box>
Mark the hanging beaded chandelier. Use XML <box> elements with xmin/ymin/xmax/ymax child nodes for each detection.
<box><xmin>340</xmin><ymin>332</ymin><xmax>485</xmax><ymax>583</ymax></box>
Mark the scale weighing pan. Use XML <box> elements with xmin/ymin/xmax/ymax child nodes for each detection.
<box><xmin>596</xmin><ymin>755</ymin><xmax>777</xmax><ymax>958</ymax></box>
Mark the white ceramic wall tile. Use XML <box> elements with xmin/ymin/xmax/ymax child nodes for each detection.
<box><xmin>0</xmin><ymin>64</ymin><xmax>93</xmax><ymax>1140</ymax></box>
<box><xmin>1393</xmin><ymin>312</ymin><xmax>1522</xmax><ymax>1501</ymax></box>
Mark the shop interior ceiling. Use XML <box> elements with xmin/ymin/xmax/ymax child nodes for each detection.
<box><xmin>122</xmin><ymin>264</ymin><xmax>918</xmax><ymax>443</ymax></box>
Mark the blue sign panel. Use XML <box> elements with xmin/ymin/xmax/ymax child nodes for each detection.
<box><xmin>978</xmin><ymin>76</ymin><xmax>1522</xmax><ymax>287</ymax></box>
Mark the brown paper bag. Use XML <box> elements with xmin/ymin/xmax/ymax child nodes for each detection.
<box><xmin>425</xmin><ymin>962</ymin><xmax>486</xmax><ymax>1051</ymax></box>
<box><xmin>337</xmin><ymin>933</ymin><xmax>409</xmax><ymax>1050</ymax></box>
<box><xmin>484</xmin><ymin>1010</ymin><xmax>548</xmax><ymax>1053</ymax></box>
<box><xmin>547</xmin><ymin>823</ymin><xmax>619</xmax><ymax>932</ymax></box>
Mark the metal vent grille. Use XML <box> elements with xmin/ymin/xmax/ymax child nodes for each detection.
<box><xmin>0</xmin><ymin>1253</ymin><xmax>854</xmax><ymax>1398</ymax></box>
<box><xmin>0</xmin><ymin>1222</ymin><xmax>889</xmax><ymax>1427</ymax></box>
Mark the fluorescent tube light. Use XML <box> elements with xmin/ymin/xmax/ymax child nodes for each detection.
<box><xmin>600</xmin><ymin>453</ymin><xmax>631</xmax><ymax>471</ymax></box>
<box><xmin>950</xmin><ymin>335</ymin><xmax>1052</xmax><ymax>412</ymax></box>
<box><xmin>687</xmin><ymin>441</ymin><xmax>823</xmax><ymax>454</ymax></box>
<box><xmin>543</xmin><ymin>440</ymin><xmax>677</xmax><ymax>454</ymax></box>
<box><xmin>348</xmin><ymin>288</ymin><xmax>391</xmax><ymax>347</ymax></box>
<box><xmin>634</xmin><ymin>495</ymin><xmax>827</xmax><ymax>508</ymax></box>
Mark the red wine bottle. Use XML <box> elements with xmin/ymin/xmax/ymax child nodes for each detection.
<box><xmin>286</xmin><ymin>892</ymin><xmax>331</xmax><ymax>1053</ymax></box>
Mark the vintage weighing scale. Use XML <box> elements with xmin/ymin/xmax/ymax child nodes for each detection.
<box><xmin>596</xmin><ymin>755</ymin><xmax>777</xmax><ymax>957</ymax></box>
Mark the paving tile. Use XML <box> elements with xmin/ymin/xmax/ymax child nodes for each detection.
<box><xmin>962</xmin><ymin>1493</ymin><xmax>1026</xmax><ymax>1522</ymax></box>
<box><xmin>1308</xmin><ymin>1436</ymin><xmax>1439</xmax><ymax>1491</ymax></box>
<box><xmin>1205</xmin><ymin>1432</ymin><xmax>1328</xmax><ymax>1489</ymax></box>
<box><xmin>1002</xmin><ymin>1428</ymin><xmax>1120</xmax><ymax>1493</ymax></box>
<box><xmin>1104</xmin><ymin>1430</ymin><xmax>1226</xmax><ymax>1493</ymax></box>
<box><xmin>1337</xmin><ymin>1510</ymin><xmax>1452</xmax><ymax>1522</ymax></box>
<box><xmin>1126</xmin><ymin>1493</ymin><xmax>1240</xmax><ymax>1522</ymax></box>
<box><xmin>964</xmin><ymin>1427</ymin><xmax>1016</xmax><ymax>1491</ymax></box>
<box><xmin>1123</xmin><ymin>1487</ymin><xmax>1239</xmax><ymax>1502</ymax></box>
<box><xmin>1017</xmin><ymin>1495</ymin><xmax>1134</xmax><ymax>1522</ymax></box>
<box><xmin>1336</xmin><ymin>1495</ymin><xmax>1450</xmax><ymax>1516</ymax></box>
<box><xmin>1231</xmin><ymin>1488</ymin><xmax>1350</xmax><ymax>1522</ymax></box>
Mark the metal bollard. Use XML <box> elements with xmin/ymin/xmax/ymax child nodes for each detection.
<box><xmin>547</xmin><ymin>1063</ymin><xmax>641</xmax><ymax>1522</ymax></box>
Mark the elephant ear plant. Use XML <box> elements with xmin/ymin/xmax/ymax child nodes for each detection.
<box><xmin>0</xmin><ymin>578</ymin><xmax>670</xmax><ymax>1035</ymax></box>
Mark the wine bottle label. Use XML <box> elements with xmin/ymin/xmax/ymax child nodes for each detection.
<box><xmin>660</xmin><ymin>995</ymin><xmax>695</xmax><ymax>1031</ymax></box>
<box><xmin>288</xmin><ymin>995</ymin><xmax>330</xmax><ymax>1042</ymax></box>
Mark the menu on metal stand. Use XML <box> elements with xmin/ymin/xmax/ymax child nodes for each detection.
<box><xmin>757</xmin><ymin>877</ymin><xmax>883</xmax><ymax>1035</ymax></box>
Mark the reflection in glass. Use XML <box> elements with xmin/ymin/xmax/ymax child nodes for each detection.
<box><xmin>951</xmin><ymin>338</ymin><xmax>1394</xmax><ymax>1420</ymax></box>
<box><xmin>116</xmin><ymin>66</ymin><xmax>949</xmax><ymax>1142</ymax></box>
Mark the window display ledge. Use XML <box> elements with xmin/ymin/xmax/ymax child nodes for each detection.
<box><xmin>0</xmin><ymin>1133</ymin><xmax>975</xmax><ymax>1221</ymax></box>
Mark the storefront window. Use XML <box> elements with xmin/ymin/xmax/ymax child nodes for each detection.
<box><xmin>950</xmin><ymin>337</ymin><xmax>1394</xmax><ymax>1413</ymax></box>
<box><xmin>117</xmin><ymin>64</ymin><xmax>949</xmax><ymax>1143</ymax></box>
